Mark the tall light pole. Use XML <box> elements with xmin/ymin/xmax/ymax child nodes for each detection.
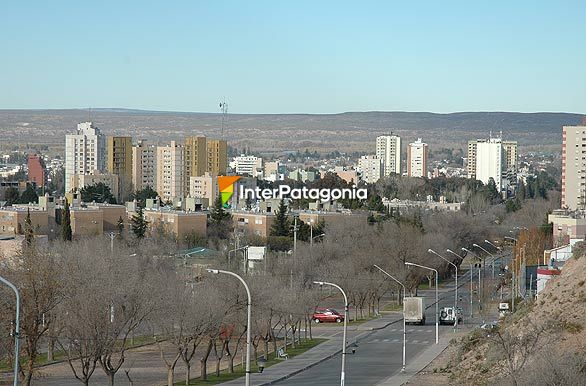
<box><xmin>473</xmin><ymin>243</ymin><xmax>493</xmax><ymax>282</ymax></box>
<box><xmin>504</xmin><ymin>236</ymin><xmax>518</xmax><ymax>311</ymax></box>
<box><xmin>462</xmin><ymin>247</ymin><xmax>480</xmax><ymax>318</ymax></box>
<box><xmin>314</xmin><ymin>281</ymin><xmax>348</xmax><ymax>385</ymax></box>
<box><xmin>373</xmin><ymin>265</ymin><xmax>406</xmax><ymax>371</ymax></box>
<box><xmin>207</xmin><ymin>269</ymin><xmax>251</xmax><ymax>386</ymax></box>
<box><xmin>0</xmin><ymin>275</ymin><xmax>20</xmax><ymax>386</ymax></box>
<box><xmin>108</xmin><ymin>231</ymin><xmax>118</xmax><ymax>254</ymax></box>
<box><xmin>405</xmin><ymin>262</ymin><xmax>438</xmax><ymax>344</ymax></box>
<box><xmin>484</xmin><ymin>240</ymin><xmax>502</xmax><ymax>279</ymax></box>
<box><xmin>428</xmin><ymin>249</ymin><xmax>458</xmax><ymax>331</ymax></box>
<box><xmin>447</xmin><ymin>249</ymin><xmax>472</xmax><ymax>318</ymax></box>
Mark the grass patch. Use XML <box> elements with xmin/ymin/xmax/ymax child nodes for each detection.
<box><xmin>381</xmin><ymin>302</ymin><xmax>402</xmax><ymax>312</ymax></box>
<box><xmin>174</xmin><ymin>338</ymin><xmax>326</xmax><ymax>385</ymax></box>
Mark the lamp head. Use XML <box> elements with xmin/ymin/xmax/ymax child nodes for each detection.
<box><xmin>206</xmin><ymin>269</ymin><xmax>220</xmax><ymax>274</ymax></box>
<box><xmin>484</xmin><ymin>239</ymin><xmax>490</xmax><ymax>244</ymax></box>
<box><xmin>405</xmin><ymin>262</ymin><xmax>414</xmax><ymax>267</ymax></box>
<box><xmin>473</xmin><ymin>243</ymin><xmax>480</xmax><ymax>248</ymax></box>
<box><xmin>461</xmin><ymin>247</ymin><xmax>468</xmax><ymax>252</ymax></box>
<box><xmin>446</xmin><ymin>249</ymin><xmax>453</xmax><ymax>253</ymax></box>
<box><xmin>313</xmin><ymin>281</ymin><xmax>325</xmax><ymax>286</ymax></box>
<box><xmin>427</xmin><ymin>248</ymin><xmax>433</xmax><ymax>253</ymax></box>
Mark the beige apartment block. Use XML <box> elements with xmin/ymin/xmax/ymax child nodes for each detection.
<box><xmin>0</xmin><ymin>208</ymin><xmax>49</xmax><ymax>236</ymax></box>
<box><xmin>132</xmin><ymin>140</ymin><xmax>157</xmax><ymax>191</ymax></box>
<box><xmin>407</xmin><ymin>138</ymin><xmax>428</xmax><ymax>178</ymax></box>
<box><xmin>206</xmin><ymin>139</ymin><xmax>227</xmax><ymax>176</ymax></box>
<box><xmin>297</xmin><ymin>211</ymin><xmax>368</xmax><ymax>228</ymax></box>
<box><xmin>156</xmin><ymin>141</ymin><xmax>184</xmax><ymax>202</ymax></box>
<box><xmin>549</xmin><ymin>210</ymin><xmax>586</xmax><ymax>245</ymax></box>
<box><xmin>189</xmin><ymin>172</ymin><xmax>218</xmax><ymax>203</ymax></box>
<box><xmin>233</xmin><ymin>212</ymin><xmax>275</xmax><ymax>237</ymax></box>
<box><xmin>70</xmin><ymin>207</ymin><xmax>103</xmax><ymax>238</ymax></box>
<box><xmin>107</xmin><ymin>136</ymin><xmax>133</xmax><ymax>181</ymax></box>
<box><xmin>87</xmin><ymin>203</ymin><xmax>127</xmax><ymax>232</ymax></box>
<box><xmin>562</xmin><ymin>123</ymin><xmax>586</xmax><ymax>210</ymax></box>
<box><xmin>143</xmin><ymin>209</ymin><xmax>207</xmax><ymax>241</ymax></box>
<box><xmin>184</xmin><ymin>136</ymin><xmax>208</xmax><ymax>178</ymax></box>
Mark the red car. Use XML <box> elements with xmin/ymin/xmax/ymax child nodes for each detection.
<box><xmin>312</xmin><ymin>308</ymin><xmax>344</xmax><ymax>323</ymax></box>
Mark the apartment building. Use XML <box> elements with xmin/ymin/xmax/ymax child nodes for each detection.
<box><xmin>142</xmin><ymin>209</ymin><xmax>207</xmax><ymax>240</ymax></box>
<box><xmin>233</xmin><ymin>212</ymin><xmax>275</xmax><ymax>237</ymax></box>
<box><xmin>562</xmin><ymin>122</ymin><xmax>586</xmax><ymax>210</ymax></box>
<box><xmin>70</xmin><ymin>207</ymin><xmax>103</xmax><ymax>237</ymax></box>
<box><xmin>27</xmin><ymin>154</ymin><xmax>46</xmax><ymax>188</ymax></box>
<box><xmin>184</xmin><ymin>136</ymin><xmax>208</xmax><ymax>181</ymax></box>
<box><xmin>407</xmin><ymin>138</ymin><xmax>428</xmax><ymax>178</ymax></box>
<box><xmin>68</xmin><ymin>171</ymin><xmax>119</xmax><ymax>200</ymax></box>
<box><xmin>65</xmin><ymin>122</ymin><xmax>106</xmax><ymax>193</ymax></box>
<box><xmin>233</xmin><ymin>155</ymin><xmax>263</xmax><ymax>176</ymax></box>
<box><xmin>376</xmin><ymin>134</ymin><xmax>401</xmax><ymax>175</ymax></box>
<box><xmin>156</xmin><ymin>141</ymin><xmax>184</xmax><ymax>202</ymax></box>
<box><xmin>0</xmin><ymin>207</ymin><xmax>49</xmax><ymax>236</ymax></box>
<box><xmin>206</xmin><ymin>139</ymin><xmax>228</xmax><ymax>176</ymax></box>
<box><xmin>107</xmin><ymin>136</ymin><xmax>133</xmax><ymax>185</ymax></box>
<box><xmin>357</xmin><ymin>155</ymin><xmax>382</xmax><ymax>184</ymax></box>
<box><xmin>468</xmin><ymin>136</ymin><xmax>518</xmax><ymax>192</ymax></box>
<box><xmin>189</xmin><ymin>172</ymin><xmax>218</xmax><ymax>203</ymax></box>
<box><xmin>132</xmin><ymin>140</ymin><xmax>157</xmax><ymax>191</ymax></box>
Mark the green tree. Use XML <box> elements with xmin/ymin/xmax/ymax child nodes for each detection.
<box><xmin>19</xmin><ymin>183</ymin><xmax>39</xmax><ymax>204</ymax></box>
<box><xmin>4</xmin><ymin>186</ymin><xmax>20</xmax><ymax>205</ymax></box>
<box><xmin>24</xmin><ymin>208</ymin><xmax>35</xmax><ymax>246</ymax></box>
<box><xmin>61</xmin><ymin>199</ymin><xmax>72</xmax><ymax>241</ymax></box>
<box><xmin>131</xmin><ymin>206</ymin><xmax>148</xmax><ymax>239</ymax></box>
<box><xmin>80</xmin><ymin>182</ymin><xmax>116</xmax><ymax>203</ymax></box>
<box><xmin>208</xmin><ymin>196</ymin><xmax>232</xmax><ymax>239</ymax></box>
<box><xmin>133</xmin><ymin>185</ymin><xmax>159</xmax><ymax>208</ymax></box>
<box><xmin>270</xmin><ymin>199</ymin><xmax>290</xmax><ymax>237</ymax></box>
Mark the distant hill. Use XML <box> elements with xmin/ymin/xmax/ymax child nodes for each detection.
<box><xmin>0</xmin><ymin>109</ymin><xmax>581</xmax><ymax>152</ymax></box>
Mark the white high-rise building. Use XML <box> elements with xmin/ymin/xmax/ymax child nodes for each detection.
<box><xmin>376</xmin><ymin>135</ymin><xmax>401</xmax><ymax>176</ymax></box>
<box><xmin>407</xmin><ymin>138</ymin><xmax>428</xmax><ymax>178</ymax></box>
<box><xmin>156</xmin><ymin>141</ymin><xmax>184</xmax><ymax>202</ymax></box>
<box><xmin>65</xmin><ymin>122</ymin><xmax>106</xmax><ymax>193</ymax></box>
<box><xmin>132</xmin><ymin>140</ymin><xmax>157</xmax><ymax>191</ymax></box>
<box><xmin>476</xmin><ymin>138</ymin><xmax>503</xmax><ymax>191</ymax></box>
<box><xmin>357</xmin><ymin>155</ymin><xmax>382</xmax><ymax>184</ymax></box>
<box><xmin>231</xmin><ymin>155</ymin><xmax>263</xmax><ymax>177</ymax></box>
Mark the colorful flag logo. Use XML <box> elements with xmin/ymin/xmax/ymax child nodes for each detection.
<box><xmin>218</xmin><ymin>176</ymin><xmax>241</xmax><ymax>208</ymax></box>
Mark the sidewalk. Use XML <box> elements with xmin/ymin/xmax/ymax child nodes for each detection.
<box><xmin>218</xmin><ymin>312</ymin><xmax>404</xmax><ymax>386</ymax></box>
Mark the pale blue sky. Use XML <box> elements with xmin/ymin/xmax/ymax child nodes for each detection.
<box><xmin>1</xmin><ymin>1</ymin><xmax>585</xmax><ymax>113</ymax></box>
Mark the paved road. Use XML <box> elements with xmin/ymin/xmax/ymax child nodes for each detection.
<box><xmin>277</xmin><ymin>276</ymin><xmax>473</xmax><ymax>386</ymax></box>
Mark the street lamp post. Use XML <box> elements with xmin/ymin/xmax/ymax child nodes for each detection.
<box><xmin>373</xmin><ymin>265</ymin><xmax>406</xmax><ymax>372</ymax></box>
<box><xmin>314</xmin><ymin>281</ymin><xmax>348</xmax><ymax>385</ymax></box>
<box><xmin>504</xmin><ymin>236</ymin><xmax>518</xmax><ymax>311</ymax></box>
<box><xmin>473</xmin><ymin>243</ymin><xmax>494</xmax><ymax>282</ymax></box>
<box><xmin>405</xmin><ymin>262</ymin><xmax>438</xmax><ymax>344</ymax></box>
<box><xmin>428</xmin><ymin>249</ymin><xmax>458</xmax><ymax>331</ymax></box>
<box><xmin>447</xmin><ymin>249</ymin><xmax>472</xmax><ymax>318</ymax></box>
<box><xmin>462</xmin><ymin>247</ymin><xmax>481</xmax><ymax>318</ymax></box>
<box><xmin>484</xmin><ymin>240</ymin><xmax>502</xmax><ymax>279</ymax></box>
<box><xmin>206</xmin><ymin>269</ymin><xmax>251</xmax><ymax>386</ymax></box>
<box><xmin>0</xmin><ymin>275</ymin><xmax>20</xmax><ymax>386</ymax></box>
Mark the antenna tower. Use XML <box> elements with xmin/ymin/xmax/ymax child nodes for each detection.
<box><xmin>219</xmin><ymin>99</ymin><xmax>228</xmax><ymax>138</ymax></box>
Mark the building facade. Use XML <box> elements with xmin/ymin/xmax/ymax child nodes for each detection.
<box><xmin>476</xmin><ymin>138</ymin><xmax>503</xmax><ymax>190</ymax></box>
<box><xmin>64</xmin><ymin>122</ymin><xmax>106</xmax><ymax>193</ymax></box>
<box><xmin>184</xmin><ymin>136</ymin><xmax>208</xmax><ymax>181</ymax></box>
<box><xmin>107</xmin><ymin>136</ymin><xmax>133</xmax><ymax>182</ymax></box>
<box><xmin>132</xmin><ymin>140</ymin><xmax>157</xmax><ymax>191</ymax></box>
<box><xmin>376</xmin><ymin>135</ymin><xmax>401</xmax><ymax>175</ymax></box>
<box><xmin>189</xmin><ymin>172</ymin><xmax>218</xmax><ymax>203</ymax></box>
<box><xmin>357</xmin><ymin>155</ymin><xmax>382</xmax><ymax>184</ymax></box>
<box><xmin>206</xmin><ymin>139</ymin><xmax>227</xmax><ymax>176</ymax></box>
<box><xmin>27</xmin><ymin>154</ymin><xmax>46</xmax><ymax>189</ymax></box>
<box><xmin>407</xmin><ymin>138</ymin><xmax>428</xmax><ymax>178</ymax></box>
<box><xmin>68</xmin><ymin>172</ymin><xmax>120</xmax><ymax>200</ymax></box>
<box><xmin>156</xmin><ymin>141</ymin><xmax>184</xmax><ymax>202</ymax></box>
<box><xmin>562</xmin><ymin>123</ymin><xmax>586</xmax><ymax>210</ymax></box>
<box><xmin>232</xmin><ymin>155</ymin><xmax>263</xmax><ymax>176</ymax></box>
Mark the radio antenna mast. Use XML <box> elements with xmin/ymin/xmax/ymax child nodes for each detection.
<box><xmin>219</xmin><ymin>98</ymin><xmax>228</xmax><ymax>138</ymax></box>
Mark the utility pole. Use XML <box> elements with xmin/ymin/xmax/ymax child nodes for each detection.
<box><xmin>219</xmin><ymin>99</ymin><xmax>228</xmax><ymax>139</ymax></box>
<box><xmin>293</xmin><ymin>216</ymin><xmax>298</xmax><ymax>255</ymax></box>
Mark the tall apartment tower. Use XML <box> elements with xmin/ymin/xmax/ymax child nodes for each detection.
<box><xmin>27</xmin><ymin>154</ymin><xmax>46</xmax><ymax>189</ymax></box>
<box><xmin>466</xmin><ymin>140</ymin><xmax>481</xmax><ymax>179</ymax></box>
<box><xmin>132</xmin><ymin>140</ymin><xmax>157</xmax><ymax>191</ymax></box>
<box><xmin>376</xmin><ymin>134</ymin><xmax>401</xmax><ymax>176</ymax></box>
<box><xmin>65</xmin><ymin>122</ymin><xmax>106</xmax><ymax>193</ymax></box>
<box><xmin>107</xmin><ymin>136</ymin><xmax>133</xmax><ymax>181</ymax></box>
<box><xmin>502</xmin><ymin>141</ymin><xmax>518</xmax><ymax>172</ymax></box>
<box><xmin>206</xmin><ymin>139</ymin><xmax>228</xmax><ymax>176</ymax></box>
<box><xmin>407</xmin><ymin>138</ymin><xmax>428</xmax><ymax>178</ymax></box>
<box><xmin>156</xmin><ymin>141</ymin><xmax>184</xmax><ymax>202</ymax></box>
<box><xmin>562</xmin><ymin>121</ymin><xmax>586</xmax><ymax>210</ymax></box>
<box><xmin>476</xmin><ymin>138</ymin><xmax>504</xmax><ymax>190</ymax></box>
<box><xmin>357</xmin><ymin>155</ymin><xmax>382</xmax><ymax>184</ymax></box>
<box><xmin>184</xmin><ymin>136</ymin><xmax>208</xmax><ymax>177</ymax></box>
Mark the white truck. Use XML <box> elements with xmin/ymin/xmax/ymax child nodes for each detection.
<box><xmin>404</xmin><ymin>297</ymin><xmax>426</xmax><ymax>325</ymax></box>
<box><xmin>439</xmin><ymin>307</ymin><xmax>463</xmax><ymax>325</ymax></box>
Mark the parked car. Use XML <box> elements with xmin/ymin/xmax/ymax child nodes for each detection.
<box><xmin>312</xmin><ymin>308</ymin><xmax>344</xmax><ymax>323</ymax></box>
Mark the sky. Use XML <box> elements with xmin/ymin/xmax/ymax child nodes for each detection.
<box><xmin>1</xmin><ymin>1</ymin><xmax>585</xmax><ymax>114</ymax></box>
